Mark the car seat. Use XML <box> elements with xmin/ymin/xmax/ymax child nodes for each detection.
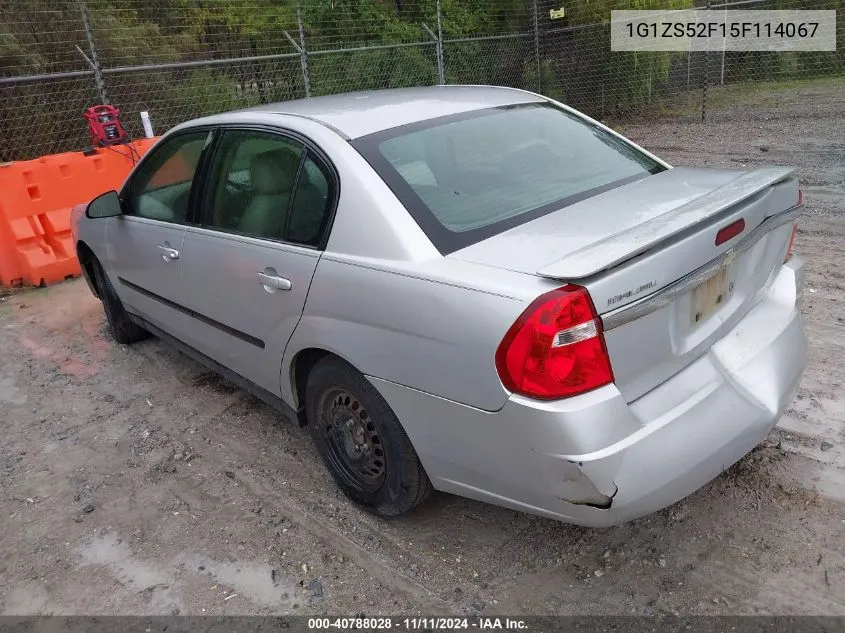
<box><xmin>239</xmin><ymin>148</ymin><xmax>299</xmax><ymax>238</ymax></box>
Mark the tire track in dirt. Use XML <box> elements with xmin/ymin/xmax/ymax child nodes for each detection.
<box><xmin>121</xmin><ymin>341</ymin><xmax>452</xmax><ymax>612</ymax></box>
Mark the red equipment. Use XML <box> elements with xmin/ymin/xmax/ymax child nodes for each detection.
<box><xmin>84</xmin><ymin>105</ymin><xmax>129</xmax><ymax>147</ymax></box>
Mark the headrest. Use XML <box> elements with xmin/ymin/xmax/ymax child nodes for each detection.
<box><xmin>250</xmin><ymin>148</ymin><xmax>299</xmax><ymax>195</ymax></box>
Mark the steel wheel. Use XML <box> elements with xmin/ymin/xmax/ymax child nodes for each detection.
<box><xmin>306</xmin><ymin>356</ymin><xmax>432</xmax><ymax>516</ymax></box>
<box><xmin>318</xmin><ymin>387</ymin><xmax>386</xmax><ymax>494</ymax></box>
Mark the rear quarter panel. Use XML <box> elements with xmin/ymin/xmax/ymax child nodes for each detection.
<box><xmin>284</xmin><ymin>256</ymin><xmax>545</xmax><ymax>411</ymax></box>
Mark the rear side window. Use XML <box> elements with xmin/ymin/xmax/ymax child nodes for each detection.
<box><xmin>353</xmin><ymin>103</ymin><xmax>666</xmax><ymax>253</ymax></box>
<box><xmin>288</xmin><ymin>156</ymin><xmax>332</xmax><ymax>247</ymax></box>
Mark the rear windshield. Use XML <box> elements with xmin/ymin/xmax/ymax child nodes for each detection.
<box><xmin>352</xmin><ymin>102</ymin><xmax>666</xmax><ymax>254</ymax></box>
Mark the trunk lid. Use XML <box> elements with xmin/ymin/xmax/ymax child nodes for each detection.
<box><xmin>450</xmin><ymin>166</ymin><xmax>801</xmax><ymax>402</ymax></box>
<box><xmin>449</xmin><ymin>167</ymin><xmax>794</xmax><ymax>281</ymax></box>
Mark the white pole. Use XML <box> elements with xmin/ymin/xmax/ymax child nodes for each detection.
<box><xmin>720</xmin><ymin>5</ymin><xmax>727</xmax><ymax>84</ymax></box>
<box><xmin>140</xmin><ymin>111</ymin><xmax>154</xmax><ymax>138</ymax></box>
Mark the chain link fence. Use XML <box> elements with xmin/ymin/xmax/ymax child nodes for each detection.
<box><xmin>1</xmin><ymin>0</ymin><xmax>842</xmax><ymax>162</ymax></box>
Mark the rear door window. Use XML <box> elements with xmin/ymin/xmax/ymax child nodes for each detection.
<box><xmin>201</xmin><ymin>129</ymin><xmax>335</xmax><ymax>247</ymax></box>
<box><xmin>204</xmin><ymin>130</ymin><xmax>305</xmax><ymax>241</ymax></box>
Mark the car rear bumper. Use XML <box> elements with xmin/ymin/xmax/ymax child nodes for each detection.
<box><xmin>369</xmin><ymin>257</ymin><xmax>807</xmax><ymax>527</ymax></box>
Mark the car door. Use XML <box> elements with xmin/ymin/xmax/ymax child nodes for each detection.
<box><xmin>106</xmin><ymin>129</ymin><xmax>212</xmax><ymax>341</ymax></box>
<box><xmin>179</xmin><ymin>127</ymin><xmax>336</xmax><ymax>396</ymax></box>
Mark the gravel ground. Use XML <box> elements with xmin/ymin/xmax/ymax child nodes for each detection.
<box><xmin>1</xmin><ymin>78</ymin><xmax>844</xmax><ymax>617</ymax></box>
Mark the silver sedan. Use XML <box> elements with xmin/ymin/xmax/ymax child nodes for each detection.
<box><xmin>72</xmin><ymin>86</ymin><xmax>807</xmax><ymax>526</ymax></box>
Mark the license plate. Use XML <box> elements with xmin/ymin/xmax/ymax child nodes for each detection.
<box><xmin>690</xmin><ymin>267</ymin><xmax>733</xmax><ymax>327</ymax></box>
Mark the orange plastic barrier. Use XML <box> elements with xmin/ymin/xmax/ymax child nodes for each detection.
<box><xmin>0</xmin><ymin>138</ymin><xmax>159</xmax><ymax>287</ymax></box>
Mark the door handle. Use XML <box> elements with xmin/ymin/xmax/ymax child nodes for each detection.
<box><xmin>157</xmin><ymin>244</ymin><xmax>180</xmax><ymax>261</ymax></box>
<box><xmin>256</xmin><ymin>271</ymin><xmax>292</xmax><ymax>292</ymax></box>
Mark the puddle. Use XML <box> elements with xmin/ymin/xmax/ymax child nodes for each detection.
<box><xmin>783</xmin><ymin>455</ymin><xmax>845</xmax><ymax>504</ymax></box>
<box><xmin>197</xmin><ymin>560</ymin><xmax>298</xmax><ymax>609</ymax></box>
<box><xmin>77</xmin><ymin>533</ymin><xmax>301</xmax><ymax>611</ymax></box>
<box><xmin>78</xmin><ymin>533</ymin><xmax>173</xmax><ymax>591</ymax></box>
<box><xmin>0</xmin><ymin>376</ymin><xmax>28</xmax><ymax>405</ymax></box>
<box><xmin>2</xmin><ymin>585</ymin><xmax>52</xmax><ymax>614</ymax></box>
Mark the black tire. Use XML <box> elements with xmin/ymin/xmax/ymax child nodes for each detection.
<box><xmin>305</xmin><ymin>357</ymin><xmax>431</xmax><ymax>516</ymax></box>
<box><xmin>91</xmin><ymin>257</ymin><xmax>149</xmax><ymax>345</ymax></box>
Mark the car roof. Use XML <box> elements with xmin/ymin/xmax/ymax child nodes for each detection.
<box><xmin>186</xmin><ymin>85</ymin><xmax>546</xmax><ymax>139</ymax></box>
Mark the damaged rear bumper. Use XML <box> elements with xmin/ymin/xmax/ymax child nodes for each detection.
<box><xmin>368</xmin><ymin>258</ymin><xmax>806</xmax><ymax>527</ymax></box>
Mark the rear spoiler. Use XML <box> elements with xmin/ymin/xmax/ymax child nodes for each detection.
<box><xmin>535</xmin><ymin>167</ymin><xmax>795</xmax><ymax>280</ymax></box>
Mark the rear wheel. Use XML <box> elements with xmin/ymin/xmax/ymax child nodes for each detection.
<box><xmin>305</xmin><ymin>357</ymin><xmax>431</xmax><ymax>516</ymax></box>
<box><xmin>91</xmin><ymin>257</ymin><xmax>149</xmax><ymax>344</ymax></box>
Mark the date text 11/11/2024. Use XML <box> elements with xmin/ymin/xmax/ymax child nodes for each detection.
<box><xmin>307</xmin><ymin>617</ymin><xmax>529</xmax><ymax>630</ymax></box>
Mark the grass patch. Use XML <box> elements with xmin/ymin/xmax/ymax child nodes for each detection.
<box><xmin>700</xmin><ymin>75</ymin><xmax>845</xmax><ymax>108</ymax></box>
<box><xmin>611</xmin><ymin>74</ymin><xmax>845</xmax><ymax>124</ymax></box>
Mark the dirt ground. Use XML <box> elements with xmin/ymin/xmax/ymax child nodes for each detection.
<box><xmin>1</xmin><ymin>78</ymin><xmax>843</xmax><ymax>617</ymax></box>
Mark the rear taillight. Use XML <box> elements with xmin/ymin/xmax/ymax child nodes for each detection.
<box><xmin>495</xmin><ymin>285</ymin><xmax>614</xmax><ymax>400</ymax></box>
<box><xmin>785</xmin><ymin>190</ymin><xmax>802</xmax><ymax>262</ymax></box>
<box><xmin>785</xmin><ymin>223</ymin><xmax>798</xmax><ymax>262</ymax></box>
